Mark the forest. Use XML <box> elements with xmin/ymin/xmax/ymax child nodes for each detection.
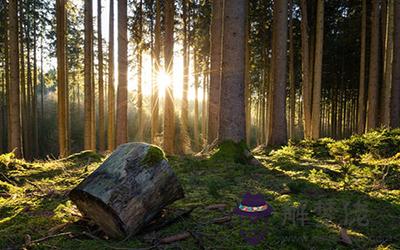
<box><xmin>0</xmin><ymin>0</ymin><xmax>400</xmax><ymax>249</ymax></box>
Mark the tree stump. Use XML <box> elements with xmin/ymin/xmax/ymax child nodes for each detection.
<box><xmin>69</xmin><ymin>143</ymin><xmax>184</xmax><ymax>238</ymax></box>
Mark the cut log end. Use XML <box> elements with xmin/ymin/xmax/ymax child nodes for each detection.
<box><xmin>69</xmin><ymin>190</ymin><xmax>126</xmax><ymax>238</ymax></box>
<box><xmin>69</xmin><ymin>143</ymin><xmax>184</xmax><ymax>238</ymax></box>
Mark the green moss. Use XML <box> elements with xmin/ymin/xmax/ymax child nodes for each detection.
<box><xmin>1</xmin><ymin>131</ymin><xmax>400</xmax><ymax>249</ymax></box>
<box><xmin>141</xmin><ymin>145</ymin><xmax>166</xmax><ymax>166</ymax></box>
<box><xmin>210</xmin><ymin>140</ymin><xmax>250</xmax><ymax>164</ymax></box>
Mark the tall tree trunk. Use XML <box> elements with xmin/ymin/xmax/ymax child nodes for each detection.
<box><xmin>193</xmin><ymin>53</ymin><xmax>199</xmax><ymax>150</ymax></box>
<box><xmin>40</xmin><ymin>22</ymin><xmax>44</xmax><ymax>156</ymax></box>
<box><xmin>367</xmin><ymin>0</ymin><xmax>380</xmax><ymax>130</ymax></box>
<box><xmin>208</xmin><ymin>0</ymin><xmax>223</xmax><ymax>143</ymax></box>
<box><xmin>163</xmin><ymin>0</ymin><xmax>175</xmax><ymax>154</ymax></box>
<box><xmin>311</xmin><ymin>0</ymin><xmax>324</xmax><ymax>139</ymax></box>
<box><xmin>381</xmin><ymin>0</ymin><xmax>394</xmax><ymax>127</ymax></box>
<box><xmin>19</xmin><ymin>3</ymin><xmax>27</xmax><ymax>158</ymax></box>
<box><xmin>116</xmin><ymin>0</ymin><xmax>128</xmax><ymax>145</ymax></box>
<box><xmin>261</xmin><ymin>50</ymin><xmax>268</xmax><ymax>143</ymax></box>
<box><xmin>26</xmin><ymin>5</ymin><xmax>33</xmax><ymax>159</ymax></box>
<box><xmin>334</xmin><ymin>83</ymin><xmax>339</xmax><ymax>138</ymax></box>
<box><xmin>32</xmin><ymin>6</ymin><xmax>38</xmax><ymax>158</ymax></box>
<box><xmin>108</xmin><ymin>0</ymin><xmax>116</xmax><ymax>150</ymax></box>
<box><xmin>202</xmin><ymin>71</ymin><xmax>207</xmax><ymax>148</ymax></box>
<box><xmin>261</xmin><ymin>78</ymin><xmax>266</xmax><ymax>143</ymax></box>
<box><xmin>84</xmin><ymin>0</ymin><xmax>94</xmax><ymax>150</ymax></box>
<box><xmin>267</xmin><ymin>0</ymin><xmax>288</xmax><ymax>146</ymax></box>
<box><xmin>56</xmin><ymin>0</ymin><xmax>68</xmax><ymax>157</ymax></box>
<box><xmin>1</xmin><ymin>63</ymin><xmax>5</xmax><ymax>152</ymax></box>
<box><xmin>300</xmin><ymin>0</ymin><xmax>312</xmax><ymax>139</ymax></box>
<box><xmin>391</xmin><ymin>0</ymin><xmax>400</xmax><ymax>127</ymax></box>
<box><xmin>255</xmin><ymin>99</ymin><xmax>260</xmax><ymax>145</ymax></box>
<box><xmin>358</xmin><ymin>0</ymin><xmax>367</xmax><ymax>133</ymax></box>
<box><xmin>245</xmin><ymin>8</ymin><xmax>251</xmax><ymax>146</ymax></box>
<box><xmin>151</xmin><ymin>0</ymin><xmax>161</xmax><ymax>144</ymax></box>
<box><xmin>4</xmin><ymin>2</ymin><xmax>10</xmax><ymax>152</ymax></box>
<box><xmin>288</xmin><ymin>0</ymin><xmax>295</xmax><ymax>140</ymax></box>
<box><xmin>98</xmin><ymin>0</ymin><xmax>105</xmax><ymax>151</ymax></box>
<box><xmin>180</xmin><ymin>0</ymin><xmax>191</xmax><ymax>153</ymax></box>
<box><xmin>137</xmin><ymin>0</ymin><xmax>144</xmax><ymax>141</ymax></box>
<box><xmin>8</xmin><ymin>0</ymin><xmax>22</xmax><ymax>157</ymax></box>
<box><xmin>90</xmin><ymin>40</ymin><xmax>96</xmax><ymax>150</ymax></box>
<box><xmin>218</xmin><ymin>0</ymin><xmax>246</xmax><ymax>143</ymax></box>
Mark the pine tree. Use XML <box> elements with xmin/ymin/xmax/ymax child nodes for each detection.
<box><xmin>366</xmin><ymin>0</ymin><xmax>380</xmax><ymax>130</ymax></box>
<box><xmin>108</xmin><ymin>0</ymin><xmax>116</xmax><ymax>150</ymax></box>
<box><xmin>267</xmin><ymin>0</ymin><xmax>288</xmax><ymax>146</ymax></box>
<box><xmin>116</xmin><ymin>0</ymin><xmax>128</xmax><ymax>145</ymax></box>
<box><xmin>163</xmin><ymin>0</ymin><xmax>175</xmax><ymax>154</ymax></box>
<box><xmin>208</xmin><ymin>0</ymin><xmax>223</xmax><ymax>143</ymax></box>
<box><xmin>84</xmin><ymin>0</ymin><xmax>95</xmax><ymax>150</ymax></box>
<box><xmin>56</xmin><ymin>0</ymin><xmax>68</xmax><ymax>157</ymax></box>
<box><xmin>218</xmin><ymin>0</ymin><xmax>247</xmax><ymax>143</ymax></box>
<box><xmin>98</xmin><ymin>0</ymin><xmax>105</xmax><ymax>151</ymax></box>
<box><xmin>8</xmin><ymin>0</ymin><xmax>22</xmax><ymax>158</ymax></box>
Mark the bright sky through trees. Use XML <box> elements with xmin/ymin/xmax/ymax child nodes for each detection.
<box><xmin>81</xmin><ymin>0</ymin><xmax>204</xmax><ymax>100</ymax></box>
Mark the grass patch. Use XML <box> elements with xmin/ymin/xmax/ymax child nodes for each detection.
<box><xmin>0</xmin><ymin>130</ymin><xmax>399</xmax><ymax>249</ymax></box>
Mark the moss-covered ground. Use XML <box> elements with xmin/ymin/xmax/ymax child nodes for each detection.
<box><xmin>1</xmin><ymin>129</ymin><xmax>399</xmax><ymax>249</ymax></box>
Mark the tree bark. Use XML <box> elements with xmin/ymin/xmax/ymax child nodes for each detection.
<box><xmin>108</xmin><ymin>0</ymin><xmax>116</xmax><ymax>150</ymax></box>
<box><xmin>218</xmin><ymin>0</ymin><xmax>247</xmax><ymax>143</ymax></box>
<box><xmin>381</xmin><ymin>0</ymin><xmax>394</xmax><ymax>127</ymax></box>
<box><xmin>151</xmin><ymin>0</ymin><xmax>161</xmax><ymax>144</ymax></box>
<box><xmin>245</xmin><ymin>8</ymin><xmax>251</xmax><ymax>146</ymax></box>
<box><xmin>84</xmin><ymin>0</ymin><xmax>95</xmax><ymax>150</ymax></box>
<box><xmin>116</xmin><ymin>0</ymin><xmax>128</xmax><ymax>145</ymax></box>
<box><xmin>288</xmin><ymin>0</ymin><xmax>295</xmax><ymax>140</ymax></box>
<box><xmin>163</xmin><ymin>0</ymin><xmax>175</xmax><ymax>154</ymax></box>
<box><xmin>267</xmin><ymin>0</ymin><xmax>288</xmax><ymax>146</ymax></box>
<box><xmin>1</xmin><ymin>63</ymin><xmax>5</xmax><ymax>153</ymax></box>
<box><xmin>27</xmin><ymin>3</ymin><xmax>33</xmax><ymax>159</ymax></box>
<box><xmin>391</xmin><ymin>0</ymin><xmax>400</xmax><ymax>127</ymax></box>
<box><xmin>39</xmin><ymin>22</ymin><xmax>44</xmax><ymax>156</ymax></box>
<box><xmin>56</xmin><ymin>0</ymin><xmax>68</xmax><ymax>157</ymax></box>
<box><xmin>4</xmin><ymin>2</ymin><xmax>10</xmax><ymax>153</ymax></box>
<box><xmin>311</xmin><ymin>0</ymin><xmax>324</xmax><ymax>139</ymax></box>
<box><xmin>202</xmin><ymin>71</ymin><xmax>207</xmax><ymax>148</ymax></box>
<box><xmin>98</xmin><ymin>0</ymin><xmax>105</xmax><ymax>151</ymax></box>
<box><xmin>19</xmin><ymin>3</ymin><xmax>27</xmax><ymax>158</ymax></box>
<box><xmin>33</xmin><ymin>5</ymin><xmax>39</xmax><ymax>158</ymax></box>
<box><xmin>180</xmin><ymin>0</ymin><xmax>191</xmax><ymax>153</ymax></box>
<box><xmin>366</xmin><ymin>0</ymin><xmax>380</xmax><ymax>130</ymax></box>
<box><xmin>193</xmin><ymin>53</ymin><xmax>199</xmax><ymax>150</ymax></box>
<box><xmin>300</xmin><ymin>0</ymin><xmax>312</xmax><ymax>139</ymax></box>
<box><xmin>137</xmin><ymin>0</ymin><xmax>144</xmax><ymax>141</ymax></box>
<box><xmin>208</xmin><ymin>0</ymin><xmax>223</xmax><ymax>143</ymax></box>
<box><xmin>358</xmin><ymin>0</ymin><xmax>367</xmax><ymax>133</ymax></box>
<box><xmin>69</xmin><ymin>143</ymin><xmax>184</xmax><ymax>238</ymax></box>
<box><xmin>8</xmin><ymin>0</ymin><xmax>22</xmax><ymax>158</ymax></box>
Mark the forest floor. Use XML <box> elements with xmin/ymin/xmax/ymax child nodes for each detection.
<box><xmin>1</xmin><ymin>129</ymin><xmax>400</xmax><ymax>250</ymax></box>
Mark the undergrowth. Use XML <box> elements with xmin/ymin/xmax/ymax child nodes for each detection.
<box><xmin>0</xmin><ymin>129</ymin><xmax>399</xmax><ymax>249</ymax></box>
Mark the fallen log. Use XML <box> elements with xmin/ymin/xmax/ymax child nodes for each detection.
<box><xmin>69</xmin><ymin>143</ymin><xmax>184</xmax><ymax>238</ymax></box>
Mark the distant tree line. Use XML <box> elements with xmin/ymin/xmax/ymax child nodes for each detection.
<box><xmin>0</xmin><ymin>0</ymin><xmax>399</xmax><ymax>159</ymax></box>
